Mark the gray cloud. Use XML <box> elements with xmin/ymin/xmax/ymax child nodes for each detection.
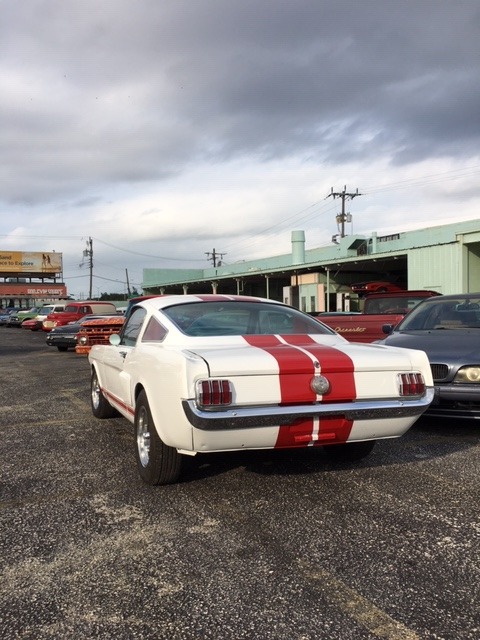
<box><xmin>1</xmin><ymin>0</ymin><xmax>479</xmax><ymax>294</ymax></box>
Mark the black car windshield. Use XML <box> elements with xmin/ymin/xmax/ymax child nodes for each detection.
<box><xmin>397</xmin><ymin>296</ymin><xmax>480</xmax><ymax>331</ymax></box>
<box><xmin>163</xmin><ymin>301</ymin><xmax>336</xmax><ymax>337</ymax></box>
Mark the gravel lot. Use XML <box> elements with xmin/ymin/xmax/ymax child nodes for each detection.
<box><xmin>0</xmin><ymin>327</ymin><xmax>479</xmax><ymax>639</ymax></box>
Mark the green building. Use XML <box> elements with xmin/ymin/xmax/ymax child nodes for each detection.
<box><xmin>142</xmin><ymin>218</ymin><xmax>480</xmax><ymax>312</ymax></box>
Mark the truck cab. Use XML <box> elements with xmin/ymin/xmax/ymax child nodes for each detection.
<box><xmin>42</xmin><ymin>301</ymin><xmax>117</xmax><ymax>331</ymax></box>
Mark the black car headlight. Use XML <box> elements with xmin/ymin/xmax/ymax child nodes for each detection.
<box><xmin>454</xmin><ymin>366</ymin><xmax>480</xmax><ymax>383</ymax></box>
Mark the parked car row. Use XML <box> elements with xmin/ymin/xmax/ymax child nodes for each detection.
<box><xmin>1</xmin><ymin>301</ymin><xmax>125</xmax><ymax>353</ymax></box>
<box><xmin>5</xmin><ymin>293</ymin><xmax>479</xmax><ymax>488</ymax></box>
<box><xmin>45</xmin><ymin>315</ymin><xmax>124</xmax><ymax>351</ymax></box>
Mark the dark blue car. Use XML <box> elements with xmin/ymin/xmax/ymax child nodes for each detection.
<box><xmin>378</xmin><ymin>293</ymin><xmax>480</xmax><ymax>419</ymax></box>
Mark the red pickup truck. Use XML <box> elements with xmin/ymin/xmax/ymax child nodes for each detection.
<box><xmin>317</xmin><ymin>290</ymin><xmax>441</xmax><ymax>342</ymax></box>
<box><xmin>42</xmin><ymin>301</ymin><xmax>118</xmax><ymax>331</ymax></box>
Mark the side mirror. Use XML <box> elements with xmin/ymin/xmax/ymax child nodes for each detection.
<box><xmin>109</xmin><ymin>333</ymin><xmax>121</xmax><ymax>346</ymax></box>
<box><xmin>382</xmin><ymin>323</ymin><xmax>394</xmax><ymax>335</ymax></box>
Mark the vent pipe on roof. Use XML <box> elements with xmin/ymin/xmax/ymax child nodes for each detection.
<box><xmin>291</xmin><ymin>230</ymin><xmax>305</xmax><ymax>265</ymax></box>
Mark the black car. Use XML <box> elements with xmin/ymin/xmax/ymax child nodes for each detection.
<box><xmin>378</xmin><ymin>293</ymin><xmax>480</xmax><ymax>419</ymax></box>
<box><xmin>45</xmin><ymin>315</ymin><xmax>109</xmax><ymax>351</ymax></box>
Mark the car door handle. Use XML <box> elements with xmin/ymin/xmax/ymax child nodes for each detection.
<box><xmin>119</xmin><ymin>351</ymin><xmax>128</xmax><ymax>359</ymax></box>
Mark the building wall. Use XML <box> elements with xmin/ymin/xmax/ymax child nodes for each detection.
<box><xmin>407</xmin><ymin>229</ymin><xmax>480</xmax><ymax>294</ymax></box>
<box><xmin>407</xmin><ymin>244</ymin><xmax>459</xmax><ymax>293</ymax></box>
<box><xmin>467</xmin><ymin>247</ymin><xmax>480</xmax><ymax>292</ymax></box>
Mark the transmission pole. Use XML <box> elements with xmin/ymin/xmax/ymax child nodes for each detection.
<box><xmin>327</xmin><ymin>186</ymin><xmax>362</xmax><ymax>238</ymax></box>
<box><xmin>205</xmin><ymin>248</ymin><xmax>226</xmax><ymax>267</ymax></box>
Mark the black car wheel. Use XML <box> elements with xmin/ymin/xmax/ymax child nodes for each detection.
<box><xmin>134</xmin><ymin>390</ymin><xmax>182</xmax><ymax>485</ymax></box>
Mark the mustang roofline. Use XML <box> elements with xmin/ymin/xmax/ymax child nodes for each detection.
<box><xmin>182</xmin><ymin>387</ymin><xmax>434</xmax><ymax>430</ymax></box>
<box><xmin>140</xmin><ymin>294</ymin><xmax>283</xmax><ymax>312</ymax></box>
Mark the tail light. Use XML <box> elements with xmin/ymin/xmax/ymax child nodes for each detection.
<box><xmin>196</xmin><ymin>380</ymin><xmax>233</xmax><ymax>407</ymax></box>
<box><xmin>398</xmin><ymin>372</ymin><xmax>425</xmax><ymax>396</ymax></box>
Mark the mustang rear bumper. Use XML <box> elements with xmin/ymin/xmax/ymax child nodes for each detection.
<box><xmin>182</xmin><ymin>387</ymin><xmax>434</xmax><ymax>430</ymax></box>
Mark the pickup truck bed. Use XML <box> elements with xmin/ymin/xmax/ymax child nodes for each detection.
<box><xmin>317</xmin><ymin>312</ymin><xmax>405</xmax><ymax>342</ymax></box>
<box><xmin>317</xmin><ymin>290</ymin><xmax>441</xmax><ymax>342</ymax></box>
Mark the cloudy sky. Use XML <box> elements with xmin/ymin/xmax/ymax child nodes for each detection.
<box><xmin>1</xmin><ymin>1</ymin><xmax>479</xmax><ymax>297</ymax></box>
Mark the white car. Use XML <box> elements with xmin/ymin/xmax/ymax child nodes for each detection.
<box><xmin>88</xmin><ymin>295</ymin><xmax>434</xmax><ymax>485</ymax></box>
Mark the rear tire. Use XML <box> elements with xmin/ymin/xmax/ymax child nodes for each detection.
<box><xmin>91</xmin><ymin>369</ymin><xmax>118</xmax><ymax>419</ymax></box>
<box><xmin>323</xmin><ymin>440</ymin><xmax>376</xmax><ymax>463</ymax></box>
<box><xmin>134</xmin><ymin>390</ymin><xmax>182</xmax><ymax>485</ymax></box>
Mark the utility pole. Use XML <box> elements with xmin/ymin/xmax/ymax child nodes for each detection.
<box><xmin>327</xmin><ymin>186</ymin><xmax>362</xmax><ymax>238</ymax></box>
<box><xmin>125</xmin><ymin>268</ymin><xmax>131</xmax><ymax>297</ymax></box>
<box><xmin>205</xmin><ymin>248</ymin><xmax>226</xmax><ymax>268</ymax></box>
<box><xmin>83</xmin><ymin>237</ymin><xmax>93</xmax><ymax>299</ymax></box>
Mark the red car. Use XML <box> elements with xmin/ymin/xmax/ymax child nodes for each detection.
<box><xmin>350</xmin><ymin>281</ymin><xmax>404</xmax><ymax>296</ymax></box>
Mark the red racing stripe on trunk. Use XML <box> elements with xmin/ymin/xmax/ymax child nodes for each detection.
<box><xmin>243</xmin><ymin>335</ymin><xmax>316</xmax><ymax>404</ymax></box>
<box><xmin>280</xmin><ymin>335</ymin><xmax>357</xmax><ymax>402</ymax></box>
<box><xmin>244</xmin><ymin>334</ymin><xmax>356</xmax><ymax>448</ymax></box>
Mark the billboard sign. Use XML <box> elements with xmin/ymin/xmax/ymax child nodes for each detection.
<box><xmin>0</xmin><ymin>251</ymin><xmax>62</xmax><ymax>274</ymax></box>
<box><xmin>0</xmin><ymin>283</ymin><xmax>67</xmax><ymax>297</ymax></box>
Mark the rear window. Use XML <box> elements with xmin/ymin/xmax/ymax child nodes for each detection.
<box><xmin>163</xmin><ymin>301</ymin><xmax>336</xmax><ymax>337</ymax></box>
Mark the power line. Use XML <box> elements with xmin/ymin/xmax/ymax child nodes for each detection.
<box><xmin>92</xmin><ymin>237</ymin><xmax>205</xmax><ymax>261</ymax></box>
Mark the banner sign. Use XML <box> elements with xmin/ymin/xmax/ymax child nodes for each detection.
<box><xmin>0</xmin><ymin>251</ymin><xmax>62</xmax><ymax>274</ymax></box>
<box><xmin>0</xmin><ymin>283</ymin><xmax>67</xmax><ymax>297</ymax></box>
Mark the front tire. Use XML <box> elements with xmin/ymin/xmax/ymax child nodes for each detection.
<box><xmin>91</xmin><ymin>369</ymin><xmax>118</xmax><ymax>419</ymax></box>
<box><xmin>323</xmin><ymin>440</ymin><xmax>376</xmax><ymax>463</ymax></box>
<box><xmin>134</xmin><ymin>390</ymin><xmax>182</xmax><ymax>485</ymax></box>
<box><xmin>57</xmin><ymin>346</ymin><xmax>68</xmax><ymax>352</ymax></box>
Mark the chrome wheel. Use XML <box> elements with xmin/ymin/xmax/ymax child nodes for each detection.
<box><xmin>136</xmin><ymin>405</ymin><xmax>151</xmax><ymax>467</ymax></box>
<box><xmin>90</xmin><ymin>370</ymin><xmax>118</xmax><ymax>419</ymax></box>
<box><xmin>91</xmin><ymin>374</ymin><xmax>101</xmax><ymax>410</ymax></box>
<box><xmin>134</xmin><ymin>390</ymin><xmax>182</xmax><ymax>485</ymax></box>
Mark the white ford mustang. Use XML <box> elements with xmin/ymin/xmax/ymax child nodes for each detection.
<box><xmin>88</xmin><ymin>294</ymin><xmax>434</xmax><ymax>485</ymax></box>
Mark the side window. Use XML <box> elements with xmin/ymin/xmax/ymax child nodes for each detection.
<box><xmin>121</xmin><ymin>307</ymin><xmax>147</xmax><ymax>346</ymax></box>
<box><xmin>142</xmin><ymin>316</ymin><xmax>167</xmax><ymax>342</ymax></box>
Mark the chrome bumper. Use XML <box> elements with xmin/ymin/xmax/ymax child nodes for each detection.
<box><xmin>182</xmin><ymin>387</ymin><xmax>435</xmax><ymax>431</ymax></box>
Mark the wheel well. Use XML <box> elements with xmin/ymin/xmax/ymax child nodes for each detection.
<box><xmin>134</xmin><ymin>384</ymin><xmax>145</xmax><ymax>402</ymax></box>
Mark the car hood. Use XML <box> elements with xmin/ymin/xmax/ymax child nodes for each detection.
<box><xmin>382</xmin><ymin>330</ymin><xmax>480</xmax><ymax>362</ymax></box>
<box><xmin>49</xmin><ymin>324</ymin><xmax>82</xmax><ymax>334</ymax></box>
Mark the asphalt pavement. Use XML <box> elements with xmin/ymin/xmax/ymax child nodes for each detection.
<box><xmin>0</xmin><ymin>327</ymin><xmax>479</xmax><ymax>639</ymax></box>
